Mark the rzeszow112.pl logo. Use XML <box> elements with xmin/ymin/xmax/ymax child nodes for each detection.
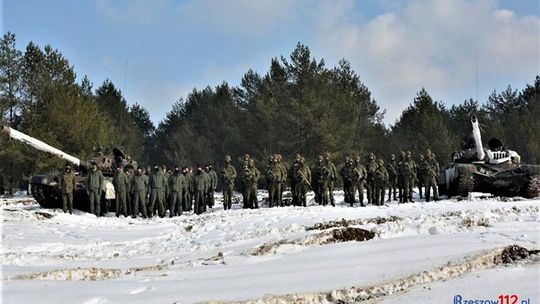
<box><xmin>453</xmin><ymin>294</ymin><xmax>532</xmax><ymax>304</ymax></box>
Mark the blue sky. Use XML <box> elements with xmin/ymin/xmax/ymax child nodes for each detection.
<box><xmin>2</xmin><ymin>0</ymin><xmax>539</xmax><ymax>125</ymax></box>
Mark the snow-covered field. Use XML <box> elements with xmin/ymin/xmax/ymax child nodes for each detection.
<box><xmin>1</xmin><ymin>191</ymin><xmax>539</xmax><ymax>304</ymax></box>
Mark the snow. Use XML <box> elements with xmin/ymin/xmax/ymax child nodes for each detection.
<box><xmin>1</xmin><ymin>191</ymin><xmax>539</xmax><ymax>303</ymax></box>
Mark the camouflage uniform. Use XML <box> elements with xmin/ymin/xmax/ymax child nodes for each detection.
<box><xmin>312</xmin><ymin>155</ymin><xmax>330</xmax><ymax>206</ymax></box>
<box><xmin>288</xmin><ymin>154</ymin><xmax>302</xmax><ymax>206</ymax></box>
<box><xmin>113</xmin><ymin>167</ymin><xmax>129</xmax><ymax>217</ymax></box>
<box><xmin>265</xmin><ymin>156</ymin><xmax>281</xmax><ymax>207</ymax></box>
<box><xmin>86</xmin><ymin>164</ymin><xmax>104</xmax><ymax>217</ymax></box>
<box><xmin>240</xmin><ymin>161</ymin><xmax>258</xmax><ymax>209</ymax></box>
<box><xmin>416</xmin><ymin>155</ymin><xmax>424</xmax><ymax>199</ymax></box>
<box><xmin>60</xmin><ymin>166</ymin><xmax>76</xmax><ymax>214</ymax></box>
<box><xmin>424</xmin><ymin>150</ymin><xmax>440</xmax><ymax>202</ymax></box>
<box><xmin>365</xmin><ymin>153</ymin><xmax>378</xmax><ymax>205</ymax></box>
<box><xmin>293</xmin><ymin>156</ymin><xmax>311</xmax><ymax>207</ymax></box>
<box><xmin>276</xmin><ymin>154</ymin><xmax>288</xmax><ymax>206</ymax></box>
<box><xmin>221</xmin><ymin>155</ymin><xmax>237</xmax><ymax>210</ymax></box>
<box><xmin>248</xmin><ymin>159</ymin><xmax>260</xmax><ymax>208</ymax></box>
<box><xmin>397</xmin><ymin>151</ymin><xmax>406</xmax><ymax>203</ymax></box>
<box><xmin>354</xmin><ymin>156</ymin><xmax>367</xmax><ymax>207</ymax></box>
<box><xmin>386</xmin><ymin>154</ymin><xmax>398</xmax><ymax>201</ymax></box>
<box><xmin>324</xmin><ymin>153</ymin><xmax>338</xmax><ymax>206</ymax></box>
<box><xmin>340</xmin><ymin>157</ymin><xmax>355</xmax><ymax>206</ymax></box>
<box><xmin>402</xmin><ymin>152</ymin><xmax>416</xmax><ymax>203</ymax></box>
<box><xmin>374</xmin><ymin>159</ymin><xmax>389</xmax><ymax>206</ymax></box>
<box><xmin>407</xmin><ymin>151</ymin><xmax>417</xmax><ymax>202</ymax></box>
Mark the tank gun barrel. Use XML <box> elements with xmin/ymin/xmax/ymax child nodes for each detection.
<box><xmin>470</xmin><ymin>115</ymin><xmax>485</xmax><ymax>161</ymax></box>
<box><xmin>1</xmin><ymin>125</ymin><xmax>81</xmax><ymax>167</ymax></box>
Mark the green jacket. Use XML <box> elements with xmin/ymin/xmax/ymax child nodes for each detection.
<box><xmin>132</xmin><ymin>173</ymin><xmax>148</xmax><ymax>192</ymax></box>
<box><xmin>86</xmin><ymin>169</ymin><xmax>103</xmax><ymax>192</ymax></box>
<box><xmin>168</xmin><ymin>173</ymin><xmax>185</xmax><ymax>193</ymax></box>
<box><xmin>193</xmin><ymin>171</ymin><xmax>209</xmax><ymax>191</ymax></box>
<box><xmin>149</xmin><ymin>170</ymin><xmax>166</xmax><ymax>189</ymax></box>
<box><xmin>113</xmin><ymin>170</ymin><xmax>129</xmax><ymax>193</ymax></box>
<box><xmin>208</xmin><ymin>169</ymin><xmax>218</xmax><ymax>189</ymax></box>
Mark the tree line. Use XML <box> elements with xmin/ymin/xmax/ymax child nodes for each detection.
<box><xmin>1</xmin><ymin>32</ymin><xmax>539</xmax><ymax>191</ymax></box>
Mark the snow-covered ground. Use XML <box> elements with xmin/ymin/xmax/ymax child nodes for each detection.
<box><xmin>1</xmin><ymin>191</ymin><xmax>539</xmax><ymax>304</ymax></box>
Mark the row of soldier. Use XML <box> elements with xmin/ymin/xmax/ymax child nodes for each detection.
<box><xmin>59</xmin><ymin>150</ymin><xmax>440</xmax><ymax>217</ymax></box>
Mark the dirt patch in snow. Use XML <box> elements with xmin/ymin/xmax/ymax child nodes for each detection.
<box><xmin>210</xmin><ymin>245</ymin><xmax>539</xmax><ymax>304</ymax></box>
<box><xmin>306</xmin><ymin>216</ymin><xmax>401</xmax><ymax>231</ymax></box>
<box><xmin>248</xmin><ymin>227</ymin><xmax>376</xmax><ymax>256</ymax></box>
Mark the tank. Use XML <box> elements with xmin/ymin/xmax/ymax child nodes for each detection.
<box><xmin>1</xmin><ymin>125</ymin><xmax>137</xmax><ymax>211</ymax></box>
<box><xmin>438</xmin><ymin>115</ymin><xmax>540</xmax><ymax>198</ymax></box>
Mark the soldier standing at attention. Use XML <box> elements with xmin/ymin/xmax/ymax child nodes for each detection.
<box><xmin>288</xmin><ymin>154</ymin><xmax>301</xmax><ymax>206</ymax></box>
<box><xmin>312</xmin><ymin>155</ymin><xmax>330</xmax><ymax>205</ymax></box>
<box><xmin>424</xmin><ymin>150</ymin><xmax>440</xmax><ymax>202</ymax></box>
<box><xmin>131</xmin><ymin>168</ymin><xmax>148</xmax><ymax>218</ymax></box>
<box><xmin>149</xmin><ymin>165</ymin><xmax>166</xmax><ymax>218</ymax></box>
<box><xmin>324</xmin><ymin>153</ymin><xmax>338</xmax><ymax>207</ymax></box>
<box><xmin>374</xmin><ymin>159</ymin><xmax>389</xmax><ymax>206</ymax></box>
<box><xmin>181</xmin><ymin>167</ymin><xmax>191</xmax><ymax>211</ymax></box>
<box><xmin>86</xmin><ymin>162</ymin><xmax>104</xmax><ymax>217</ymax></box>
<box><xmin>193</xmin><ymin>166</ymin><xmax>208</xmax><ymax>215</ymax></box>
<box><xmin>60</xmin><ymin>165</ymin><xmax>76</xmax><ymax>214</ymax></box>
<box><xmin>404</xmin><ymin>151</ymin><xmax>416</xmax><ymax>203</ymax></box>
<box><xmin>247</xmin><ymin>159</ymin><xmax>260</xmax><ymax>208</ymax></box>
<box><xmin>365</xmin><ymin>153</ymin><xmax>378</xmax><ymax>205</ymax></box>
<box><xmin>202</xmin><ymin>166</ymin><xmax>212</xmax><ymax>212</ymax></box>
<box><xmin>276</xmin><ymin>154</ymin><xmax>288</xmax><ymax>206</ymax></box>
<box><xmin>397</xmin><ymin>151</ymin><xmax>406</xmax><ymax>203</ymax></box>
<box><xmin>416</xmin><ymin>154</ymin><xmax>424</xmax><ymax>199</ymax></box>
<box><xmin>208</xmin><ymin>165</ymin><xmax>218</xmax><ymax>208</ymax></box>
<box><xmin>265</xmin><ymin>155</ymin><xmax>279</xmax><ymax>207</ymax></box>
<box><xmin>168</xmin><ymin>166</ymin><xmax>185</xmax><ymax>217</ymax></box>
<box><xmin>295</xmin><ymin>156</ymin><xmax>311</xmax><ymax>207</ymax></box>
<box><xmin>113</xmin><ymin>165</ymin><xmax>129</xmax><ymax>217</ymax></box>
<box><xmin>340</xmin><ymin>157</ymin><xmax>355</xmax><ymax>206</ymax></box>
<box><xmin>162</xmin><ymin>165</ymin><xmax>170</xmax><ymax>211</ymax></box>
<box><xmin>354</xmin><ymin>156</ymin><xmax>367</xmax><ymax>207</ymax></box>
<box><xmin>221</xmin><ymin>155</ymin><xmax>237</xmax><ymax>210</ymax></box>
<box><xmin>387</xmin><ymin>154</ymin><xmax>398</xmax><ymax>201</ymax></box>
<box><xmin>125</xmin><ymin>166</ymin><xmax>134</xmax><ymax>216</ymax></box>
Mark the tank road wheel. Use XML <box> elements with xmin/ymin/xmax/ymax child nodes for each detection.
<box><xmin>457</xmin><ymin>174</ymin><xmax>474</xmax><ymax>197</ymax></box>
<box><xmin>525</xmin><ymin>175</ymin><xmax>540</xmax><ymax>198</ymax></box>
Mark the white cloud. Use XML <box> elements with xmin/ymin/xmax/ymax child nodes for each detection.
<box><xmin>311</xmin><ymin>0</ymin><xmax>540</xmax><ymax>124</ymax></box>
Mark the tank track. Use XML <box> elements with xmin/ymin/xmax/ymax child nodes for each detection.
<box><xmin>525</xmin><ymin>175</ymin><xmax>540</xmax><ymax>198</ymax></box>
<box><xmin>457</xmin><ymin>174</ymin><xmax>475</xmax><ymax>197</ymax></box>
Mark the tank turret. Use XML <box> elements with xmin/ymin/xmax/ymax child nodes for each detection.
<box><xmin>438</xmin><ymin>116</ymin><xmax>540</xmax><ymax>198</ymax></box>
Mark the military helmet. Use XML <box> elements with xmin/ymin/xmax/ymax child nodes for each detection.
<box><xmin>369</xmin><ymin>152</ymin><xmax>375</xmax><ymax>160</ymax></box>
<box><xmin>317</xmin><ymin>155</ymin><xmax>324</xmax><ymax>162</ymax></box>
<box><xmin>407</xmin><ymin>151</ymin><xmax>412</xmax><ymax>156</ymax></box>
<box><xmin>324</xmin><ymin>152</ymin><xmax>331</xmax><ymax>159</ymax></box>
<box><xmin>400</xmin><ymin>151</ymin><xmax>406</xmax><ymax>157</ymax></box>
<box><xmin>426</xmin><ymin>149</ymin><xmax>432</xmax><ymax>156</ymax></box>
<box><xmin>390</xmin><ymin>154</ymin><xmax>395</xmax><ymax>160</ymax></box>
<box><xmin>378</xmin><ymin>159</ymin><xmax>384</xmax><ymax>165</ymax></box>
<box><xmin>225</xmin><ymin>155</ymin><xmax>232</xmax><ymax>162</ymax></box>
<box><xmin>344</xmin><ymin>156</ymin><xmax>350</xmax><ymax>162</ymax></box>
<box><xmin>269</xmin><ymin>155</ymin><xmax>274</xmax><ymax>162</ymax></box>
<box><xmin>295</xmin><ymin>153</ymin><xmax>301</xmax><ymax>160</ymax></box>
<box><xmin>419</xmin><ymin>154</ymin><xmax>424</xmax><ymax>160</ymax></box>
<box><xmin>355</xmin><ymin>156</ymin><xmax>361</xmax><ymax>163</ymax></box>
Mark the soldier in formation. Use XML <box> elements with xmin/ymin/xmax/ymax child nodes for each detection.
<box><xmin>86</xmin><ymin>162</ymin><xmax>104</xmax><ymax>217</ymax></box>
<box><xmin>221</xmin><ymin>155</ymin><xmax>237</xmax><ymax>210</ymax></box>
<box><xmin>60</xmin><ymin>165</ymin><xmax>75</xmax><ymax>214</ymax></box>
<box><xmin>422</xmin><ymin>149</ymin><xmax>440</xmax><ymax>202</ymax></box>
<box><xmin>324</xmin><ymin>153</ymin><xmax>338</xmax><ymax>206</ymax></box>
<box><xmin>312</xmin><ymin>155</ymin><xmax>330</xmax><ymax>206</ymax></box>
<box><xmin>365</xmin><ymin>153</ymin><xmax>378</xmax><ymax>205</ymax></box>
<box><xmin>340</xmin><ymin>157</ymin><xmax>355</xmax><ymax>206</ymax></box>
<box><xmin>113</xmin><ymin>165</ymin><xmax>129</xmax><ymax>217</ymax></box>
<box><xmin>354</xmin><ymin>156</ymin><xmax>367</xmax><ymax>207</ymax></box>
<box><xmin>387</xmin><ymin>154</ymin><xmax>398</xmax><ymax>201</ymax></box>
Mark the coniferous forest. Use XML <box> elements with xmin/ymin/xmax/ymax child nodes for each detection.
<box><xmin>1</xmin><ymin>32</ymin><xmax>539</xmax><ymax>191</ymax></box>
